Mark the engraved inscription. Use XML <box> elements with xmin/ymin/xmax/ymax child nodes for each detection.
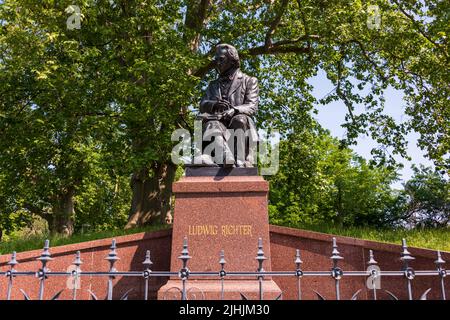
<box><xmin>188</xmin><ymin>225</ymin><xmax>252</xmax><ymax>237</ymax></box>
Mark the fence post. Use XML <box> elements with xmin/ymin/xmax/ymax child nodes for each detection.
<box><xmin>219</xmin><ymin>250</ymin><xmax>226</xmax><ymax>300</ymax></box>
<box><xmin>178</xmin><ymin>237</ymin><xmax>191</xmax><ymax>300</ymax></box>
<box><xmin>37</xmin><ymin>240</ymin><xmax>53</xmax><ymax>300</ymax></box>
<box><xmin>6</xmin><ymin>252</ymin><xmax>18</xmax><ymax>300</ymax></box>
<box><xmin>143</xmin><ymin>250</ymin><xmax>153</xmax><ymax>301</ymax></box>
<box><xmin>72</xmin><ymin>251</ymin><xmax>83</xmax><ymax>300</ymax></box>
<box><xmin>105</xmin><ymin>239</ymin><xmax>119</xmax><ymax>300</ymax></box>
<box><xmin>295</xmin><ymin>249</ymin><xmax>303</xmax><ymax>300</ymax></box>
<box><xmin>330</xmin><ymin>238</ymin><xmax>343</xmax><ymax>300</ymax></box>
<box><xmin>367</xmin><ymin>250</ymin><xmax>378</xmax><ymax>300</ymax></box>
<box><xmin>400</xmin><ymin>239</ymin><xmax>415</xmax><ymax>300</ymax></box>
<box><xmin>434</xmin><ymin>251</ymin><xmax>446</xmax><ymax>301</ymax></box>
<box><xmin>255</xmin><ymin>238</ymin><xmax>267</xmax><ymax>300</ymax></box>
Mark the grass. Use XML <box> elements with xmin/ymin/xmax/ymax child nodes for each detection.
<box><xmin>277</xmin><ymin>222</ymin><xmax>450</xmax><ymax>252</ymax></box>
<box><xmin>0</xmin><ymin>224</ymin><xmax>170</xmax><ymax>255</ymax></box>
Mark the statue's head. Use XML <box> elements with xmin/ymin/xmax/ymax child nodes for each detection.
<box><xmin>214</xmin><ymin>44</ymin><xmax>240</xmax><ymax>75</ymax></box>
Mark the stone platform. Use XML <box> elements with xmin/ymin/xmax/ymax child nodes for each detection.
<box><xmin>159</xmin><ymin>280</ymin><xmax>282</xmax><ymax>300</ymax></box>
<box><xmin>157</xmin><ymin>174</ymin><xmax>282</xmax><ymax>299</ymax></box>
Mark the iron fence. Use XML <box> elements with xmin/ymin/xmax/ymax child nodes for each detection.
<box><xmin>0</xmin><ymin>237</ymin><xmax>447</xmax><ymax>300</ymax></box>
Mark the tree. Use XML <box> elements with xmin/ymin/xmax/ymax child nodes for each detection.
<box><xmin>400</xmin><ymin>165</ymin><xmax>449</xmax><ymax>228</ymax></box>
<box><xmin>1</xmin><ymin>0</ymin><xmax>448</xmax><ymax>231</ymax></box>
<box><xmin>268</xmin><ymin>126</ymin><xmax>403</xmax><ymax>227</ymax></box>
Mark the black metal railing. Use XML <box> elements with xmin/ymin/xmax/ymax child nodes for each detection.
<box><xmin>0</xmin><ymin>237</ymin><xmax>447</xmax><ymax>300</ymax></box>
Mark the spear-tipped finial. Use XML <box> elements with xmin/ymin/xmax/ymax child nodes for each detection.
<box><xmin>367</xmin><ymin>250</ymin><xmax>378</xmax><ymax>265</ymax></box>
<box><xmin>73</xmin><ymin>251</ymin><xmax>83</xmax><ymax>267</ymax></box>
<box><xmin>295</xmin><ymin>249</ymin><xmax>303</xmax><ymax>266</ymax></box>
<box><xmin>434</xmin><ymin>250</ymin><xmax>445</xmax><ymax>267</ymax></box>
<box><xmin>143</xmin><ymin>250</ymin><xmax>153</xmax><ymax>269</ymax></box>
<box><xmin>179</xmin><ymin>237</ymin><xmax>191</xmax><ymax>257</ymax></box>
<box><xmin>330</xmin><ymin>237</ymin><xmax>343</xmax><ymax>261</ymax></box>
<box><xmin>37</xmin><ymin>240</ymin><xmax>53</xmax><ymax>263</ymax></box>
<box><xmin>255</xmin><ymin>238</ymin><xmax>267</xmax><ymax>275</ymax></box>
<box><xmin>219</xmin><ymin>249</ymin><xmax>227</xmax><ymax>279</ymax></box>
<box><xmin>178</xmin><ymin>237</ymin><xmax>191</xmax><ymax>285</ymax></box>
<box><xmin>105</xmin><ymin>239</ymin><xmax>120</xmax><ymax>273</ymax></box>
<box><xmin>219</xmin><ymin>250</ymin><xmax>226</xmax><ymax>266</ymax></box>
<box><xmin>106</xmin><ymin>239</ymin><xmax>119</xmax><ymax>260</ymax></box>
<box><xmin>401</xmin><ymin>238</ymin><xmax>410</xmax><ymax>254</ymax></box>
<box><xmin>8</xmin><ymin>252</ymin><xmax>18</xmax><ymax>267</ymax></box>
<box><xmin>400</xmin><ymin>238</ymin><xmax>415</xmax><ymax>263</ymax></box>
<box><xmin>178</xmin><ymin>237</ymin><xmax>192</xmax><ymax>264</ymax></box>
<box><xmin>256</xmin><ymin>238</ymin><xmax>267</xmax><ymax>262</ymax></box>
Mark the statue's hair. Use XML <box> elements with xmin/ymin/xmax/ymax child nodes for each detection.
<box><xmin>216</xmin><ymin>43</ymin><xmax>240</xmax><ymax>67</ymax></box>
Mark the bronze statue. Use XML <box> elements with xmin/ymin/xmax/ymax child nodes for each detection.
<box><xmin>198</xmin><ymin>44</ymin><xmax>258</xmax><ymax>167</ymax></box>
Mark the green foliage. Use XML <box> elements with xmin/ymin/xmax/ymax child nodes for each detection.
<box><xmin>4</xmin><ymin>214</ymin><xmax>49</xmax><ymax>242</ymax></box>
<box><xmin>74</xmin><ymin>170</ymin><xmax>131</xmax><ymax>232</ymax></box>
<box><xmin>401</xmin><ymin>165</ymin><xmax>450</xmax><ymax>227</ymax></box>
<box><xmin>269</xmin><ymin>126</ymin><xmax>404</xmax><ymax>227</ymax></box>
<box><xmin>269</xmin><ymin>128</ymin><xmax>449</xmax><ymax>229</ymax></box>
<box><xmin>0</xmin><ymin>1</ymin><xmax>448</xmax><ymax>236</ymax></box>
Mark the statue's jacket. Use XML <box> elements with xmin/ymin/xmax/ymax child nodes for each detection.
<box><xmin>199</xmin><ymin>69</ymin><xmax>259</xmax><ymax>142</ymax></box>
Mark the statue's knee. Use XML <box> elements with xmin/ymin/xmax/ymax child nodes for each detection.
<box><xmin>230</xmin><ymin>115</ymin><xmax>248</xmax><ymax>129</ymax></box>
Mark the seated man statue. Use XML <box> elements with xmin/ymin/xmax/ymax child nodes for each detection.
<box><xmin>198</xmin><ymin>44</ymin><xmax>259</xmax><ymax>167</ymax></box>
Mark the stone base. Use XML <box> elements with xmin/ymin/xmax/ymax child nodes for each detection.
<box><xmin>157</xmin><ymin>175</ymin><xmax>282</xmax><ymax>300</ymax></box>
<box><xmin>167</xmin><ymin>176</ymin><xmax>276</xmax><ymax>274</ymax></box>
<box><xmin>158</xmin><ymin>279</ymin><xmax>282</xmax><ymax>300</ymax></box>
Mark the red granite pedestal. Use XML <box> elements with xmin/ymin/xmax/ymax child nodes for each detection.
<box><xmin>157</xmin><ymin>175</ymin><xmax>282</xmax><ymax>300</ymax></box>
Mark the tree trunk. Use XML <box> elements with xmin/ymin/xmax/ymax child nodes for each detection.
<box><xmin>126</xmin><ymin>161</ymin><xmax>176</xmax><ymax>228</ymax></box>
<box><xmin>51</xmin><ymin>186</ymin><xmax>75</xmax><ymax>236</ymax></box>
<box><xmin>125</xmin><ymin>1</ymin><xmax>206</xmax><ymax>230</ymax></box>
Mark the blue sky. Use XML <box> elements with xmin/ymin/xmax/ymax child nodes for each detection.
<box><xmin>309</xmin><ymin>70</ymin><xmax>434</xmax><ymax>189</ymax></box>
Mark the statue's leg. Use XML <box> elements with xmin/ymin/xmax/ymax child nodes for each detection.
<box><xmin>229</xmin><ymin>115</ymin><xmax>249</xmax><ymax>167</ymax></box>
<box><xmin>246</xmin><ymin>123</ymin><xmax>259</xmax><ymax>167</ymax></box>
<box><xmin>203</xmin><ymin>120</ymin><xmax>234</xmax><ymax>166</ymax></box>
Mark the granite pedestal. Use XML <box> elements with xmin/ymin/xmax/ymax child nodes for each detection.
<box><xmin>157</xmin><ymin>170</ymin><xmax>282</xmax><ymax>300</ymax></box>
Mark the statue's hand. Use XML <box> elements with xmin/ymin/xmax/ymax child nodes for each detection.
<box><xmin>213</xmin><ymin>99</ymin><xmax>232</xmax><ymax>113</ymax></box>
<box><xmin>222</xmin><ymin>108</ymin><xmax>235</xmax><ymax>121</ymax></box>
